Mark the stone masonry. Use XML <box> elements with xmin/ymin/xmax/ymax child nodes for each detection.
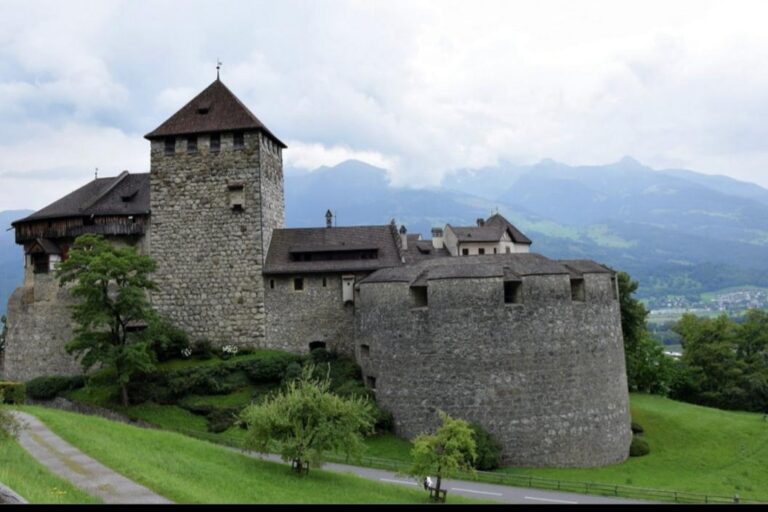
<box><xmin>355</xmin><ymin>271</ymin><xmax>632</xmax><ymax>467</ymax></box>
<box><xmin>149</xmin><ymin>131</ymin><xmax>284</xmax><ymax>347</ymax></box>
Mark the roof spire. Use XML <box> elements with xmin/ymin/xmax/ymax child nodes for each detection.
<box><xmin>94</xmin><ymin>167</ymin><xmax>98</xmax><ymax>180</ymax></box>
<box><xmin>216</xmin><ymin>58</ymin><xmax>222</xmax><ymax>80</ymax></box>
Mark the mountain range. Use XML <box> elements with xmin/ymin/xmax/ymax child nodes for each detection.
<box><xmin>3</xmin><ymin>156</ymin><xmax>768</xmax><ymax>315</ymax></box>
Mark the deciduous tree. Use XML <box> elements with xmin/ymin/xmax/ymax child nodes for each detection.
<box><xmin>408</xmin><ymin>411</ymin><xmax>477</xmax><ymax>502</ymax></box>
<box><xmin>240</xmin><ymin>365</ymin><xmax>375</xmax><ymax>474</ymax></box>
<box><xmin>56</xmin><ymin>234</ymin><xmax>158</xmax><ymax>406</ymax></box>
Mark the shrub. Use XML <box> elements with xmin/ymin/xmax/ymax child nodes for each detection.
<box><xmin>0</xmin><ymin>391</ymin><xmax>20</xmax><ymax>441</ymax></box>
<box><xmin>239</xmin><ymin>352</ymin><xmax>302</xmax><ymax>383</ymax></box>
<box><xmin>141</xmin><ymin>317</ymin><xmax>190</xmax><ymax>362</ymax></box>
<box><xmin>373</xmin><ymin>406</ymin><xmax>395</xmax><ymax>433</ymax></box>
<box><xmin>631</xmin><ymin>421</ymin><xmax>644</xmax><ymax>434</ymax></box>
<box><xmin>207</xmin><ymin>408</ymin><xmax>238</xmax><ymax>433</ymax></box>
<box><xmin>192</xmin><ymin>339</ymin><xmax>215</xmax><ymax>360</ymax></box>
<box><xmin>629</xmin><ymin>436</ymin><xmax>650</xmax><ymax>457</ymax></box>
<box><xmin>467</xmin><ymin>423</ymin><xmax>503</xmax><ymax>470</ymax></box>
<box><xmin>282</xmin><ymin>362</ymin><xmax>303</xmax><ymax>383</ymax></box>
<box><xmin>0</xmin><ymin>381</ymin><xmax>26</xmax><ymax>404</ymax></box>
<box><xmin>333</xmin><ymin>380</ymin><xmax>374</xmax><ymax>400</ymax></box>
<box><xmin>26</xmin><ymin>375</ymin><xmax>85</xmax><ymax>400</ymax></box>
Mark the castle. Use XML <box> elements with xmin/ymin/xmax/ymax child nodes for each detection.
<box><xmin>3</xmin><ymin>78</ymin><xmax>632</xmax><ymax>467</ymax></box>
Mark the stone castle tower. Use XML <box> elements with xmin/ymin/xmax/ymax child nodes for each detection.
<box><xmin>144</xmin><ymin>78</ymin><xmax>285</xmax><ymax>346</ymax></box>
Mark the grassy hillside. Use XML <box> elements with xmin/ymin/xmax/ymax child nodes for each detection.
<box><xmin>500</xmin><ymin>394</ymin><xmax>768</xmax><ymax>500</ymax></box>
<box><xmin>0</xmin><ymin>436</ymin><xmax>100</xmax><ymax>504</ymax></box>
<box><xmin>18</xmin><ymin>406</ymin><xmax>486</xmax><ymax>504</ymax></box>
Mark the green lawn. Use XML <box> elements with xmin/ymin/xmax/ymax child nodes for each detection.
<box><xmin>18</xmin><ymin>406</ymin><xmax>488</xmax><ymax>504</ymax></box>
<box><xmin>0</xmin><ymin>436</ymin><xmax>100</xmax><ymax>504</ymax></box>
<box><xmin>498</xmin><ymin>394</ymin><xmax>768</xmax><ymax>501</ymax></box>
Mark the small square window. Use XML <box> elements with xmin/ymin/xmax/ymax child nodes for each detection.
<box><xmin>233</xmin><ymin>131</ymin><xmax>244</xmax><ymax>149</ymax></box>
<box><xmin>462</xmin><ymin>248</ymin><xmax>469</xmax><ymax>256</ymax></box>
<box><xmin>411</xmin><ymin>286</ymin><xmax>428</xmax><ymax>307</ymax></box>
<box><xmin>478</xmin><ymin>248</ymin><xmax>485</xmax><ymax>255</ymax></box>
<box><xmin>164</xmin><ymin>137</ymin><xmax>175</xmax><ymax>155</ymax></box>
<box><xmin>366</xmin><ymin>376</ymin><xmax>376</xmax><ymax>389</ymax></box>
<box><xmin>228</xmin><ymin>184</ymin><xmax>244</xmax><ymax>211</ymax></box>
<box><xmin>360</xmin><ymin>344</ymin><xmax>370</xmax><ymax>356</ymax></box>
<box><xmin>294</xmin><ymin>277</ymin><xmax>304</xmax><ymax>291</ymax></box>
<box><xmin>504</xmin><ymin>281</ymin><xmax>522</xmax><ymax>304</ymax></box>
<box><xmin>210</xmin><ymin>133</ymin><xmax>220</xmax><ymax>153</ymax></box>
<box><xmin>506</xmin><ymin>246</ymin><xmax>511</xmax><ymax>254</ymax></box>
<box><xmin>187</xmin><ymin>135</ymin><xmax>197</xmax><ymax>154</ymax></box>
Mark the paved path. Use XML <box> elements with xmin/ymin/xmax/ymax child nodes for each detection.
<box><xmin>240</xmin><ymin>451</ymin><xmax>651</xmax><ymax>505</ymax></box>
<box><xmin>12</xmin><ymin>411</ymin><xmax>172</xmax><ymax>504</ymax></box>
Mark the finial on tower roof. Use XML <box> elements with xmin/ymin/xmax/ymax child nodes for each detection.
<box><xmin>94</xmin><ymin>167</ymin><xmax>98</xmax><ymax>180</ymax></box>
<box><xmin>216</xmin><ymin>58</ymin><xmax>222</xmax><ymax>80</ymax></box>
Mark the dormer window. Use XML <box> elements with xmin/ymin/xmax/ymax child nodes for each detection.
<box><xmin>187</xmin><ymin>135</ymin><xmax>197</xmax><ymax>154</ymax></box>
<box><xmin>164</xmin><ymin>137</ymin><xmax>175</xmax><ymax>155</ymax></box>
<box><xmin>233</xmin><ymin>131</ymin><xmax>244</xmax><ymax>149</ymax></box>
<box><xmin>210</xmin><ymin>133</ymin><xmax>221</xmax><ymax>153</ymax></box>
<box><xmin>196</xmin><ymin>104</ymin><xmax>210</xmax><ymax>115</ymax></box>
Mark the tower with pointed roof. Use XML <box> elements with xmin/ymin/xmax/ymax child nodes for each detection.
<box><xmin>145</xmin><ymin>78</ymin><xmax>286</xmax><ymax>346</ymax></box>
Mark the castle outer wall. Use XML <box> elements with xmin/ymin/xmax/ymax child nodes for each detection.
<box><xmin>149</xmin><ymin>132</ymin><xmax>284</xmax><ymax>347</ymax></box>
<box><xmin>355</xmin><ymin>271</ymin><xmax>632</xmax><ymax>467</ymax></box>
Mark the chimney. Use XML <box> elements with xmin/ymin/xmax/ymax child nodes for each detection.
<box><xmin>399</xmin><ymin>225</ymin><xmax>408</xmax><ymax>250</ymax></box>
<box><xmin>476</xmin><ymin>218</ymin><xmax>485</xmax><ymax>227</ymax></box>
<box><xmin>325</xmin><ymin>209</ymin><xmax>333</xmax><ymax>228</ymax></box>
<box><xmin>431</xmin><ymin>227</ymin><xmax>444</xmax><ymax>249</ymax></box>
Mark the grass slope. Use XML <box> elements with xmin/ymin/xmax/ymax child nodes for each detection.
<box><xmin>19</xmin><ymin>406</ymin><xmax>487</xmax><ymax>504</ymax></box>
<box><xmin>500</xmin><ymin>394</ymin><xmax>768</xmax><ymax>500</ymax></box>
<box><xmin>0</xmin><ymin>436</ymin><xmax>100</xmax><ymax>504</ymax></box>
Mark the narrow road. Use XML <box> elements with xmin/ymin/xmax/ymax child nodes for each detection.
<box><xmin>11</xmin><ymin>411</ymin><xmax>172</xmax><ymax>504</ymax></box>
<box><xmin>240</xmin><ymin>451</ymin><xmax>651</xmax><ymax>505</ymax></box>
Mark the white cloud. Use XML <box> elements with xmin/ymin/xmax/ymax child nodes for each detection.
<box><xmin>284</xmin><ymin>141</ymin><xmax>397</xmax><ymax>173</ymax></box>
<box><xmin>3</xmin><ymin>0</ymin><xmax>768</xmax><ymax>199</ymax></box>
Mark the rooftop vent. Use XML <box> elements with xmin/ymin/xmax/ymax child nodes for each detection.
<box><xmin>196</xmin><ymin>104</ymin><xmax>211</xmax><ymax>115</ymax></box>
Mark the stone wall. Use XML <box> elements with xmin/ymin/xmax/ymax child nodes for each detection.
<box><xmin>2</xmin><ymin>274</ymin><xmax>81</xmax><ymax>381</ymax></box>
<box><xmin>265</xmin><ymin>273</ymin><xmax>366</xmax><ymax>356</ymax></box>
<box><xmin>356</xmin><ymin>272</ymin><xmax>632</xmax><ymax>467</ymax></box>
<box><xmin>149</xmin><ymin>131</ymin><xmax>283</xmax><ymax>347</ymax></box>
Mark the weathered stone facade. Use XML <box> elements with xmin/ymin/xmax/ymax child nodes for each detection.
<box><xmin>3</xmin><ymin>274</ymin><xmax>81</xmax><ymax>382</ymax></box>
<box><xmin>149</xmin><ymin>131</ymin><xmax>284</xmax><ymax>347</ymax></box>
<box><xmin>264</xmin><ymin>273</ymin><xmax>367</xmax><ymax>356</ymax></box>
<box><xmin>355</xmin><ymin>271</ymin><xmax>631</xmax><ymax>467</ymax></box>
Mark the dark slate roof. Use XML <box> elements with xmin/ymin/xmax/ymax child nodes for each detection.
<box><xmin>360</xmin><ymin>252</ymin><xmax>610</xmax><ymax>285</ymax></box>
<box><xmin>13</xmin><ymin>172</ymin><xmax>150</xmax><ymax>225</ymax></box>
<box><xmin>447</xmin><ymin>213</ymin><xmax>532</xmax><ymax>245</ymax></box>
<box><xmin>403</xmin><ymin>240</ymin><xmax>451</xmax><ymax>264</ymax></box>
<box><xmin>263</xmin><ymin>225</ymin><xmax>404</xmax><ymax>275</ymax></box>
<box><xmin>27</xmin><ymin>238</ymin><xmax>61</xmax><ymax>255</ymax></box>
<box><xmin>560</xmin><ymin>259</ymin><xmax>614</xmax><ymax>277</ymax></box>
<box><xmin>144</xmin><ymin>79</ymin><xmax>286</xmax><ymax>147</ymax></box>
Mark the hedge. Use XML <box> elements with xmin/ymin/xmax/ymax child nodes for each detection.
<box><xmin>0</xmin><ymin>381</ymin><xmax>26</xmax><ymax>404</ymax></box>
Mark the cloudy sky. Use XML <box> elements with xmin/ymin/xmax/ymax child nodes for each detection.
<box><xmin>2</xmin><ymin>0</ymin><xmax>768</xmax><ymax>210</ymax></box>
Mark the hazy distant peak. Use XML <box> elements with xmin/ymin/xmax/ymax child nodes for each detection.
<box><xmin>613</xmin><ymin>155</ymin><xmax>645</xmax><ymax>169</ymax></box>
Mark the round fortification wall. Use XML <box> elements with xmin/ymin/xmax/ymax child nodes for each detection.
<box><xmin>355</xmin><ymin>271</ymin><xmax>632</xmax><ymax>467</ymax></box>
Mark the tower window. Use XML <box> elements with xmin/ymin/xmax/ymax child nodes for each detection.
<box><xmin>411</xmin><ymin>286</ymin><xmax>428</xmax><ymax>307</ymax></box>
<box><xmin>164</xmin><ymin>137</ymin><xmax>175</xmax><ymax>155</ymax></box>
<box><xmin>233</xmin><ymin>131</ymin><xmax>244</xmax><ymax>149</ymax></box>
<box><xmin>366</xmin><ymin>376</ymin><xmax>377</xmax><ymax>389</ymax></box>
<box><xmin>322</xmin><ymin>277</ymin><xmax>327</xmax><ymax>287</ymax></box>
<box><xmin>506</xmin><ymin>246</ymin><xmax>511</xmax><ymax>254</ymax></box>
<box><xmin>187</xmin><ymin>135</ymin><xmax>197</xmax><ymax>154</ymax></box>
<box><xmin>610</xmin><ymin>276</ymin><xmax>618</xmax><ymax>300</ymax></box>
<box><xmin>360</xmin><ymin>344</ymin><xmax>370</xmax><ymax>357</ymax></box>
<box><xmin>571</xmin><ymin>278</ymin><xmax>585</xmax><ymax>302</ymax></box>
<box><xmin>294</xmin><ymin>277</ymin><xmax>304</xmax><ymax>291</ymax></box>
<box><xmin>494</xmin><ymin>248</ymin><xmax>498</xmax><ymax>254</ymax></box>
<box><xmin>504</xmin><ymin>281</ymin><xmax>522</xmax><ymax>304</ymax></box>
<box><xmin>210</xmin><ymin>133</ymin><xmax>221</xmax><ymax>153</ymax></box>
<box><xmin>228</xmin><ymin>183</ymin><xmax>245</xmax><ymax>211</ymax></box>
<box><xmin>270</xmin><ymin>279</ymin><xmax>275</xmax><ymax>289</ymax></box>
